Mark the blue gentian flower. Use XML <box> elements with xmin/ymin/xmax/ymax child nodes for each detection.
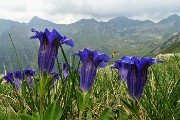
<box><xmin>3</xmin><ymin>71</ymin><xmax>22</xmax><ymax>91</ymax></box>
<box><xmin>30</xmin><ymin>28</ymin><xmax>74</xmax><ymax>75</ymax></box>
<box><xmin>51</xmin><ymin>71</ymin><xmax>59</xmax><ymax>80</ymax></box>
<box><xmin>3</xmin><ymin>72</ymin><xmax>14</xmax><ymax>85</ymax></box>
<box><xmin>112</xmin><ymin>56</ymin><xmax>132</xmax><ymax>83</ymax></box>
<box><xmin>51</xmin><ymin>71</ymin><xmax>59</xmax><ymax>88</ymax></box>
<box><xmin>75</xmin><ymin>48</ymin><xmax>110</xmax><ymax>92</ymax></box>
<box><xmin>113</xmin><ymin>56</ymin><xmax>163</xmax><ymax>100</ymax></box>
<box><xmin>63</xmin><ymin>63</ymin><xmax>68</xmax><ymax>79</ymax></box>
<box><xmin>14</xmin><ymin>71</ymin><xmax>22</xmax><ymax>91</ymax></box>
<box><xmin>23</xmin><ymin>69</ymin><xmax>35</xmax><ymax>87</ymax></box>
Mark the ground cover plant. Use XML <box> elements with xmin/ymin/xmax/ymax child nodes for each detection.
<box><xmin>0</xmin><ymin>28</ymin><xmax>179</xmax><ymax>120</ymax></box>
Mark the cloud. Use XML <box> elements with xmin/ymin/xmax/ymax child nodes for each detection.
<box><xmin>1</xmin><ymin>0</ymin><xmax>180</xmax><ymax>23</ymax></box>
<box><xmin>42</xmin><ymin>0</ymin><xmax>180</xmax><ymax>18</ymax></box>
<box><xmin>0</xmin><ymin>0</ymin><xmax>27</xmax><ymax>12</ymax></box>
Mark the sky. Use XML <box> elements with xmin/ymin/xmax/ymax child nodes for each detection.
<box><xmin>0</xmin><ymin>0</ymin><xmax>180</xmax><ymax>24</ymax></box>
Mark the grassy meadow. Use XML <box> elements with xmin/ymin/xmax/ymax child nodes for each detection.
<box><xmin>0</xmin><ymin>53</ymin><xmax>180</xmax><ymax>120</ymax></box>
<box><xmin>0</xmin><ymin>32</ymin><xmax>179</xmax><ymax>120</ymax></box>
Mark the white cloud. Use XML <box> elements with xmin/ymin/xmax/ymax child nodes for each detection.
<box><xmin>0</xmin><ymin>0</ymin><xmax>27</xmax><ymax>12</ymax></box>
<box><xmin>0</xmin><ymin>0</ymin><xmax>180</xmax><ymax>24</ymax></box>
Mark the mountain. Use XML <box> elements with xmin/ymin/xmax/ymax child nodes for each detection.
<box><xmin>159</xmin><ymin>14</ymin><xmax>180</xmax><ymax>24</ymax></box>
<box><xmin>107</xmin><ymin>16</ymin><xmax>153</xmax><ymax>27</ymax></box>
<box><xmin>1</xmin><ymin>14</ymin><xmax>180</xmax><ymax>72</ymax></box>
<box><xmin>0</xmin><ymin>19</ymin><xmax>21</xmax><ymax>36</ymax></box>
<box><xmin>152</xmin><ymin>33</ymin><xmax>180</xmax><ymax>54</ymax></box>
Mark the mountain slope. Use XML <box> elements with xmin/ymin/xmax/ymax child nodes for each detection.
<box><xmin>152</xmin><ymin>33</ymin><xmax>180</xmax><ymax>54</ymax></box>
<box><xmin>1</xmin><ymin>14</ymin><xmax>180</xmax><ymax>72</ymax></box>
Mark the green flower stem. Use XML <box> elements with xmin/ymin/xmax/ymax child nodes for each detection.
<box><xmin>40</xmin><ymin>95</ymin><xmax>44</xmax><ymax>120</ymax></box>
<box><xmin>134</xmin><ymin>100</ymin><xmax>141</xmax><ymax>120</ymax></box>
<box><xmin>59</xmin><ymin>44</ymin><xmax>72</xmax><ymax>76</ymax></box>
<box><xmin>79</xmin><ymin>92</ymin><xmax>88</xmax><ymax>120</ymax></box>
<box><xmin>39</xmin><ymin>75</ymin><xmax>45</xmax><ymax>120</ymax></box>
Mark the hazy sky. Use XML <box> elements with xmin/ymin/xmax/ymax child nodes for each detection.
<box><xmin>0</xmin><ymin>0</ymin><xmax>180</xmax><ymax>24</ymax></box>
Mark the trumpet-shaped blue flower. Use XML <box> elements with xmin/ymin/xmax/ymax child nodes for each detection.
<box><xmin>113</xmin><ymin>56</ymin><xmax>163</xmax><ymax>100</ymax></box>
<box><xmin>3</xmin><ymin>71</ymin><xmax>22</xmax><ymax>91</ymax></box>
<box><xmin>30</xmin><ymin>28</ymin><xmax>74</xmax><ymax>75</ymax></box>
<box><xmin>75</xmin><ymin>48</ymin><xmax>110</xmax><ymax>92</ymax></box>
<box><xmin>23</xmin><ymin>69</ymin><xmax>35</xmax><ymax>87</ymax></box>
<box><xmin>51</xmin><ymin>71</ymin><xmax>59</xmax><ymax>80</ymax></box>
<box><xmin>112</xmin><ymin>56</ymin><xmax>132</xmax><ymax>83</ymax></box>
<box><xmin>63</xmin><ymin>63</ymin><xmax>68</xmax><ymax>79</ymax></box>
<box><xmin>51</xmin><ymin>71</ymin><xmax>59</xmax><ymax>88</ymax></box>
<box><xmin>14</xmin><ymin>71</ymin><xmax>22</xmax><ymax>91</ymax></box>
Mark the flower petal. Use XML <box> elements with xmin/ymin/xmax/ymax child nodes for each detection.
<box><xmin>121</xmin><ymin>56</ymin><xmax>131</xmax><ymax>62</ymax></box>
<box><xmin>14</xmin><ymin>70</ymin><xmax>22</xmax><ymax>79</ymax></box>
<box><xmin>98</xmin><ymin>62</ymin><xmax>105</xmax><ymax>68</ymax></box>
<box><xmin>30</xmin><ymin>28</ymin><xmax>74</xmax><ymax>75</ymax></box>
<box><xmin>60</xmin><ymin>37</ymin><xmax>74</xmax><ymax>47</ymax></box>
<box><xmin>95</xmin><ymin>53</ymin><xmax>110</xmax><ymax>67</ymax></box>
<box><xmin>63</xmin><ymin>63</ymin><xmax>68</xmax><ymax>79</ymax></box>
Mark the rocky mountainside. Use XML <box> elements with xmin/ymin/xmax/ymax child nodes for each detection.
<box><xmin>152</xmin><ymin>33</ymin><xmax>180</xmax><ymax>54</ymax></box>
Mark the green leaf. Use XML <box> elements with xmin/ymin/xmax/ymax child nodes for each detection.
<box><xmin>85</xmin><ymin>111</ymin><xmax>92</xmax><ymax>120</ymax></box>
<box><xmin>42</xmin><ymin>70</ymin><xmax>48</xmax><ymax>80</ymax></box>
<box><xmin>53</xmin><ymin>107</ymin><xmax>63</xmax><ymax>120</ymax></box>
<box><xmin>98</xmin><ymin>107</ymin><xmax>112</xmax><ymax>120</ymax></box>
<box><xmin>44</xmin><ymin>102</ymin><xmax>62</xmax><ymax>120</ymax></box>
<box><xmin>7</xmin><ymin>108</ymin><xmax>17</xmax><ymax>120</ymax></box>
<box><xmin>19</xmin><ymin>114</ymin><xmax>36</xmax><ymax>120</ymax></box>
<box><xmin>78</xmin><ymin>92</ymin><xmax>84</xmax><ymax>111</ymax></box>
<box><xmin>78</xmin><ymin>92</ymin><xmax>88</xmax><ymax>111</ymax></box>
<box><xmin>32</xmin><ymin>112</ymin><xmax>40</xmax><ymax>120</ymax></box>
<box><xmin>44</xmin><ymin>77</ymin><xmax>53</xmax><ymax>92</ymax></box>
<box><xmin>0</xmin><ymin>106</ymin><xmax>5</xmax><ymax>120</ymax></box>
<box><xmin>44</xmin><ymin>102</ymin><xmax>56</xmax><ymax>120</ymax></box>
<box><xmin>120</xmin><ymin>98</ymin><xmax>134</xmax><ymax>113</ymax></box>
<box><xmin>0</xmin><ymin>78</ymin><xmax>3</xmax><ymax>84</ymax></box>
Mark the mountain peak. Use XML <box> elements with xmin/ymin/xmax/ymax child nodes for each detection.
<box><xmin>29</xmin><ymin>16</ymin><xmax>42</xmax><ymax>23</ymax></box>
<box><xmin>77</xmin><ymin>18</ymin><xmax>98</xmax><ymax>23</ymax></box>
<box><xmin>108</xmin><ymin>16</ymin><xmax>128</xmax><ymax>22</ymax></box>
<box><xmin>169</xmin><ymin>14</ymin><xmax>179</xmax><ymax>18</ymax></box>
<box><xmin>29</xmin><ymin>16</ymin><xmax>57</xmax><ymax>26</ymax></box>
<box><xmin>107</xmin><ymin>16</ymin><xmax>152</xmax><ymax>27</ymax></box>
<box><xmin>159</xmin><ymin>14</ymin><xmax>180</xmax><ymax>24</ymax></box>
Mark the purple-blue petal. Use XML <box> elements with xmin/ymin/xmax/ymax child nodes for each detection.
<box><xmin>126</xmin><ymin>56</ymin><xmax>163</xmax><ymax>100</ymax></box>
<box><xmin>112</xmin><ymin>61</ymin><xmax>120</xmax><ymax>69</ymax></box>
<box><xmin>76</xmin><ymin>48</ymin><xmax>109</xmax><ymax>92</ymax></box>
<box><xmin>95</xmin><ymin>53</ymin><xmax>110</xmax><ymax>64</ymax></box>
<box><xmin>98</xmin><ymin>62</ymin><xmax>105</xmax><ymax>68</ymax></box>
<box><xmin>60</xmin><ymin>38</ymin><xmax>74</xmax><ymax>47</ymax></box>
<box><xmin>14</xmin><ymin>70</ymin><xmax>22</xmax><ymax>79</ymax></box>
<box><xmin>3</xmin><ymin>72</ymin><xmax>21</xmax><ymax>91</ymax></box>
<box><xmin>15</xmin><ymin>78</ymin><xmax>21</xmax><ymax>91</ymax></box>
<box><xmin>121</xmin><ymin>56</ymin><xmax>131</xmax><ymax>62</ymax></box>
<box><xmin>30</xmin><ymin>28</ymin><xmax>73</xmax><ymax>75</ymax></box>
<box><xmin>30</xmin><ymin>28</ymin><xmax>37</xmax><ymax>32</ymax></box>
<box><xmin>63</xmin><ymin>63</ymin><xmax>68</xmax><ymax>79</ymax></box>
<box><xmin>51</xmin><ymin>72</ymin><xmax>59</xmax><ymax>80</ymax></box>
<box><xmin>3</xmin><ymin>72</ymin><xmax>13</xmax><ymax>84</ymax></box>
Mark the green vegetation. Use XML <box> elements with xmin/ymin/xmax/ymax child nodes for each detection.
<box><xmin>0</xmin><ymin>54</ymin><xmax>179</xmax><ymax>120</ymax></box>
<box><xmin>160</xmin><ymin>41</ymin><xmax>180</xmax><ymax>53</ymax></box>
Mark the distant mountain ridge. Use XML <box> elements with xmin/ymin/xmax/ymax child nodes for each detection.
<box><xmin>1</xmin><ymin>14</ymin><xmax>180</xmax><ymax>72</ymax></box>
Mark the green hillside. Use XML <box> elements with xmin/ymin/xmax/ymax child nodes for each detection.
<box><xmin>152</xmin><ymin>32</ymin><xmax>180</xmax><ymax>54</ymax></box>
<box><xmin>1</xmin><ymin>14</ymin><xmax>180</xmax><ymax>72</ymax></box>
<box><xmin>160</xmin><ymin>40</ymin><xmax>180</xmax><ymax>54</ymax></box>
